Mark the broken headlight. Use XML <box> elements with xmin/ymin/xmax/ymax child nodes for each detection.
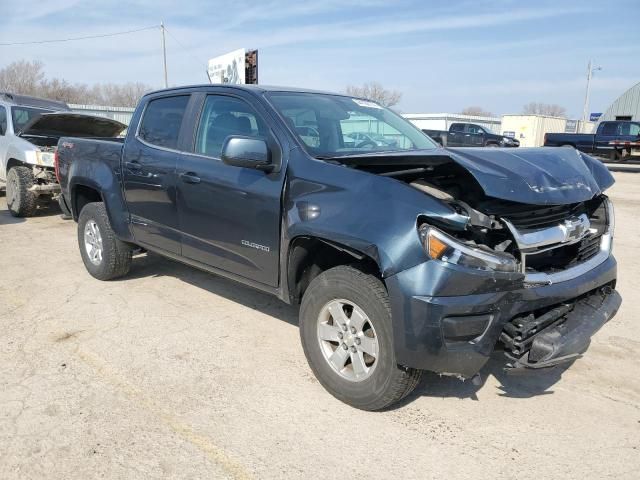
<box><xmin>419</xmin><ymin>225</ymin><xmax>518</xmax><ymax>273</ymax></box>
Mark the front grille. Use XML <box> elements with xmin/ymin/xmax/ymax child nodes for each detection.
<box><xmin>494</xmin><ymin>196</ymin><xmax>609</xmax><ymax>275</ymax></box>
<box><xmin>525</xmin><ymin>233</ymin><xmax>603</xmax><ymax>273</ymax></box>
<box><xmin>500</xmin><ymin>204</ymin><xmax>582</xmax><ymax>230</ymax></box>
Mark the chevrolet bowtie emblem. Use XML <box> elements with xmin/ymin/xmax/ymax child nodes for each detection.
<box><xmin>562</xmin><ymin>214</ymin><xmax>591</xmax><ymax>242</ymax></box>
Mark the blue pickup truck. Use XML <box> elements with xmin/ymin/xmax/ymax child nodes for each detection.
<box><xmin>544</xmin><ymin>120</ymin><xmax>640</xmax><ymax>162</ymax></box>
<box><xmin>56</xmin><ymin>85</ymin><xmax>620</xmax><ymax>410</ymax></box>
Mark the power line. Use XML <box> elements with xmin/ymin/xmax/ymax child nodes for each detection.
<box><xmin>162</xmin><ymin>25</ymin><xmax>211</xmax><ymax>82</ymax></box>
<box><xmin>0</xmin><ymin>25</ymin><xmax>159</xmax><ymax>46</ymax></box>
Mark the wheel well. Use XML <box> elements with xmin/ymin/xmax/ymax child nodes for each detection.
<box><xmin>287</xmin><ymin>237</ymin><xmax>380</xmax><ymax>304</ymax></box>
<box><xmin>6</xmin><ymin>158</ymin><xmax>27</xmax><ymax>173</ymax></box>
<box><xmin>73</xmin><ymin>184</ymin><xmax>102</xmax><ymax>218</ymax></box>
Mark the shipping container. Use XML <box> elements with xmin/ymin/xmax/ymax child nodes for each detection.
<box><xmin>500</xmin><ymin>115</ymin><xmax>570</xmax><ymax>147</ymax></box>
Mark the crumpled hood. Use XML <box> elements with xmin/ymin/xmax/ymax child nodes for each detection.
<box><xmin>446</xmin><ymin>147</ymin><xmax>614</xmax><ymax>205</ymax></box>
<box><xmin>19</xmin><ymin>112</ymin><xmax>126</xmax><ymax>138</ymax></box>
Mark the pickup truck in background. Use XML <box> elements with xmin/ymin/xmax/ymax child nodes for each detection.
<box><xmin>422</xmin><ymin>122</ymin><xmax>520</xmax><ymax>148</ymax></box>
<box><xmin>57</xmin><ymin>85</ymin><xmax>620</xmax><ymax>410</ymax></box>
<box><xmin>0</xmin><ymin>92</ymin><xmax>126</xmax><ymax>217</ymax></box>
<box><xmin>544</xmin><ymin>120</ymin><xmax>640</xmax><ymax>162</ymax></box>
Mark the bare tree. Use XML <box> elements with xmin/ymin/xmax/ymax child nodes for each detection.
<box><xmin>460</xmin><ymin>106</ymin><xmax>494</xmax><ymax>117</ymax></box>
<box><xmin>0</xmin><ymin>60</ymin><xmax>46</xmax><ymax>96</ymax></box>
<box><xmin>522</xmin><ymin>102</ymin><xmax>567</xmax><ymax>118</ymax></box>
<box><xmin>0</xmin><ymin>59</ymin><xmax>152</xmax><ymax>107</ymax></box>
<box><xmin>96</xmin><ymin>82</ymin><xmax>151</xmax><ymax>107</ymax></box>
<box><xmin>345</xmin><ymin>82</ymin><xmax>402</xmax><ymax>108</ymax></box>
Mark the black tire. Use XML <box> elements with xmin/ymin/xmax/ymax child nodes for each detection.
<box><xmin>299</xmin><ymin>265</ymin><xmax>421</xmax><ymax>410</ymax></box>
<box><xmin>609</xmin><ymin>148</ymin><xmax>626</xmax><ymax>163</ymax></box>
<box><xmin>485</xmin><ymin>143</ymin><xmax>499</xmax><ymax>148</ymax></box>
<box><xmin>77</xmin><ymin>202</ymin><xmax>132</xmax><ymax>280</ymax></box>
<box><xmin>6</xmin><ymin>166</ymin><xmax>38</xmax><ymax>217</ymax></box>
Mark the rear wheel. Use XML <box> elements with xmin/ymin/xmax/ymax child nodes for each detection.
<box><xmin>6</xmin><ymin>166</ymin><xmax>38</xmax><ymax>217</ymax></box>
<box><xmin>299</xmin><ymin>265</ymin><xmax>421</xmax><ymax>410</ymax></box>
<box><xmin>77</xmin><ymin>202</ymin><xmax>132</xmax><ymax>280</ymax></box>
<box><xmin>609</xmin><ymin>148</ymin><xmax>626</xmax><ymax>163</ymax></box>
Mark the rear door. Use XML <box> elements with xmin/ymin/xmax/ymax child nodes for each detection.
<box><xmin>448</xmin><ymin>123</ymin><xmax>464</xmax><ymax>146</ymax></box>
<box><xmin>465</xmin><ymin>124</ymin><xmax>485</xmax><ymax>146</ymax></box>
<box><xmin>122</xmin><ymin>94</ymin><xmax>192</xmax><ymax>254</ymax></box>
<box><xmin>175</xmin><ymin>91</ymin><xmax>286</xmax><ymax>287</ymax></box>
<box><xmin>594</xmin><ymin>122</ymin><xmax>621</xmax><ymax>155</ymax></box>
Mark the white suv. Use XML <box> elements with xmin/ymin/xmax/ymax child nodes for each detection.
<box><xmin>0</xmin><ymin>92</ymin><xmax>125</xmax><ymax>217</ymax></box>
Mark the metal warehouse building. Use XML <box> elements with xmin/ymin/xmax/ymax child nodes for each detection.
<box><xmin>402</xmin><ymin>113</ymin><xmax>502</xmax><ymax>134</ymax></box>
<box><xmin>69</xmin><ymin>103</ymin><xmax>135</xmax><ymax>125</ymax></box>
<box><xmin>598</xmin><ymin>81</ymin><xmax>640</xmax><ymax>122</ymax></box>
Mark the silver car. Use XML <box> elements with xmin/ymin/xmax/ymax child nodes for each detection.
<box><xmin>0</xmin><ymin>92</ymin><xmax>125</xmax><ymax>217</ymax></box>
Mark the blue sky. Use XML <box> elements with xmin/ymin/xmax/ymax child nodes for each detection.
<box><xmin>1</xmin><ymin>0</ymin><xmax>639</xmax><ymax>117</ymax></box>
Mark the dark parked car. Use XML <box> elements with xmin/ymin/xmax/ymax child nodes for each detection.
<box><xmin>423</xmin><ymin>122</ymin><xmax>520</xmax><ymax>148</ymax></box>
<box><xmin>544</xmin><ymin>120</ymin><xmax>640</xmax><ymax>162</ymax></box>
<box><xmin>57</xmin><ymin>85</ymin><xmax>620</xmax><ymax>410</ymax></box>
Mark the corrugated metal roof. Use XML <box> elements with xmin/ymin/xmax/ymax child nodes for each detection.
<box><xmin>599</xmin><ymin>81</ymin><xmax>640</xmax><ymax>122</ymax></box>
<box><xmin>68</xmin><ymin>103</ymin><xmax>135</xmax><ymax>126</ymax></box>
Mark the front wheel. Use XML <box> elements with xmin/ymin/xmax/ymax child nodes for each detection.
<box><xmin>6</xmin><ymin>166</ymin><xmax>38</xmax><ymax>217</ymax></box>
<box><xmin>77</xmin><ymin>202</ymin><xmax>132</xmax><ymax>280</ymax></box>
<box><xmin>299</xmin><ymin>266</ymin><xmax>421</xmax><ymax>410</ymax></box>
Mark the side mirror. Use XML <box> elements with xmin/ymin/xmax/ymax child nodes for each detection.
<box><xmin>221</xmin><ymin>136</ymin><xmax>272</xmax><ymax>171</ymax></box>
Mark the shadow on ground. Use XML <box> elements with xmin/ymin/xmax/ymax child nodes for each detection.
<box><xmin>123</xmin><ymin>252</ymin><xmax>571</xmax><ymax>407</ymax></box>
<box><xmin>0</xmin><ymin>199</ymin><xmax>64</xmax><ymax>225</ymax></box>
<box><xmin>126</xmin><ymin>252</ymin><xmax>299</xmax><ymax>326</ymax></box>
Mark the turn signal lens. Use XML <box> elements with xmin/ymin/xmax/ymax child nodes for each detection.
<box><xmin>418</xmin><ymin>224</ymin><xmax>519</xmax><ymax>273</ymax></box>
<box><xmin>428</xmin><ymin>235</ymin><xmax>448</xmax><ymax>259</ymax></box>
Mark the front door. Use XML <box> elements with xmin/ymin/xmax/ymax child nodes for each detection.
<box><xmin>122</xmin><ymin>94</ymin><xmax>191</xmax><ymax>254</ymax></box>
<box><xmin>176</xmin><ymin>93</ymin><xmax>285</xmax><ymax>287</ymax></box>
<box><xmin>465</xmin><ymin>124</ymin><xmax>485</xmax><ymax>146</ymax></box>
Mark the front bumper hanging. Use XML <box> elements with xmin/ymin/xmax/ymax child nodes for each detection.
<box><xmin>500</xmin><ymin>286</ymin><xmax>621</xmax><ymax>370</ymax></box>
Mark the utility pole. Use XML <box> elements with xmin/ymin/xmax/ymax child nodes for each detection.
<box><xmin>160</xmin><ymin>22</ymin><xmax>168</xmax><ymax>88</ymax></box>
<box><xmin>581</xmin><ymin>59</ymin><xmax>602</xmax><ymax>132</ymax></box>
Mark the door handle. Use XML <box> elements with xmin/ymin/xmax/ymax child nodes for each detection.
<box><xmin>180</xmin><ymin>172</ymin><xmax>201</xmax><ymax>184</ymax></box>
<box><xmin>125</xmin><ymin>161</ymin><xmax>141</xmax><ymax>171</ymax></box>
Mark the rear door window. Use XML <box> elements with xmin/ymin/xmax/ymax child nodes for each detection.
<box><xmin>600</xmin><ymin>122</ymin><xmax>618</xmax><ymax>136</ymax></box>
<box><xmin>138</xmin><ymin>95</ymin><xmax>190</xmax><ymax>149</ymax></box>
<box><xmin>450</xmin><ymin>124</ymin><xmax>464</xmax><ymax>133</ymax></box>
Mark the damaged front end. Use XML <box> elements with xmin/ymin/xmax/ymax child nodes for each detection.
<box><xmin>341</xmin><ymin>147</ymin><xmax>620</xmax><ymax>376</ymax></box>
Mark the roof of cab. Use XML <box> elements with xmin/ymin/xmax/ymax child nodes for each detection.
<box><xmin>142</xmin><ymin>84</ymin><xmax>352</xmax><ymax>98</ymax></box>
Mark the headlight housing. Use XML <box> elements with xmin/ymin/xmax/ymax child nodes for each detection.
<box><xmin>418</xmin><ymin>225</ymin><xmax>519</xmax><ymax>273</ymax></box>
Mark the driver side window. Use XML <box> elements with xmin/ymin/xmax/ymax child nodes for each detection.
<box><xmin>195</xmin><ymin>95</ymin><xmax>266</xmax><ymax>158</ymax></box>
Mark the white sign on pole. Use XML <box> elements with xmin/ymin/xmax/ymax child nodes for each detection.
<box><xmin>207</xmin><ymin>48</ymin><xmax>246</xmax><ymax>84</ymax></box>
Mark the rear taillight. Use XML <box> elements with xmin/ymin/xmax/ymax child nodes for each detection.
<box><xmin>54</xmin><ymin>149</ymin><xmax>60</xmax><ymax>183</ymax></box>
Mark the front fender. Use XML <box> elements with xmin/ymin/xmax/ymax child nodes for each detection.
<box><xmin>283</xmin><ymin>153</ymin><xmax>468</xmax><ymax>278</ymax></box>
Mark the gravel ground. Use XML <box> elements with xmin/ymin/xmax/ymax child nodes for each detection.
<box><xmin>1</xmin><ymin>172</ymin><xmax>639</xmax><ymax>479</ymax></box>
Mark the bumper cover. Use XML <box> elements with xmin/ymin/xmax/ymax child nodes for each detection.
<box><xmin>386</xmin><ymin>255</ymin><xmax>618</xmax><ymax>377</ymax></box>
<box><xmin>502</xmin><ymin>287</ymin><xmax>621</xmax><ymax>369</ymax></box>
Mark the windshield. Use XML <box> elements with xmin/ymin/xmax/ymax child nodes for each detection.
<box><xmin>11</xmin><ymin>106</ymin><xmax>53</xmax><ymax>133</ymax></box>
<box><xmin>267</xmin><ymin>92</ymin><xmax>437</xmax><ymax>157</ymax></box>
